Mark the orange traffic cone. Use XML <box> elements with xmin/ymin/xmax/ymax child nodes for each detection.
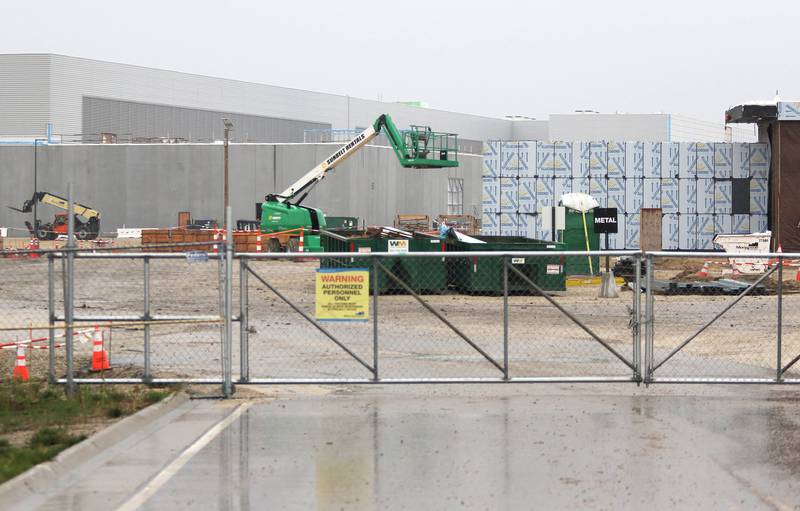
<box><xmin>27</xmin><ymin>238</ymin><xmax>40</xmax><ymax>259</ymax></box>
<box><xmin>89</xmin><ymin>326</ymin><xmax>110</xmax><ymax>372</ymax></box>
<box><xmin>697</xmin><ymin>261</ymin><xmax>710</xmax><ymax>278</ymax></box>
<box><xmin>12</xmin><ymin>344</ymin><xmax>29</xmax><ymax>382</ymax></box>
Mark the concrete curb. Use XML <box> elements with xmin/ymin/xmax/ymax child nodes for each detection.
<box><xmin>0</xmin><ymin>391</ymin><xmax>190</xmax><ymax>504</ymax></box>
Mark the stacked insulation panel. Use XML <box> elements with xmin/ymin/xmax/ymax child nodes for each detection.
<box><xmin>482</xmin><ymin>140</ymin><xmax>770</xmax><ymax>249</ymax></box>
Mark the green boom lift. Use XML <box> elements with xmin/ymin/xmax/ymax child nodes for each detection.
<box><xmin>260</xmin><ymin>114</ymin><xmax>459</xmax><ymax>252</ymax></box>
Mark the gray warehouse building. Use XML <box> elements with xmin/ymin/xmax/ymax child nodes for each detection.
<box><xmin>0</xmin><ymin>54</ymin><xmax>756</xmax><ymax>233</ymax></box>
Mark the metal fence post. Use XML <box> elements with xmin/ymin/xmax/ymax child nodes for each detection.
<box><xmin>777</xmin><ymin>257</ymin><xmax>783</xmax><ymax>382</ymax></box>
<box><xmin>223</xmin><ymin>206</ymin><xmax>234</xmax><ymax>397</ymax></box>
<box><xmin>143</xmin><ymin>256</ymin><xmax>152</xmax><ymax>383</ymax></box>
<box><xmin>65</xmin><ymin>183</ymin><xmax>76</xmax><ymax>395</ymax></box>
<box><xmin>372</xmin><ymin>256</ymin><xmax>379</xmax><ymax>381</ymax></box>
<box><xmin>239</xmin><ymin>257</ymin><xmax>249</xmax><ymax>383</ymax></box>
<box><xmin>644</xmin><ymin>253</ymin><xmax>654</xmax><ymax>384</ymax></box>
<box><xmin>48</xmin><ymin>254</ymin><xmax>56</xmax><ymax>384</ymax></box>
<box><xmin>633</xmin><ymin>254</ymin><xmax>642</xmax><ymax>381</ymax></box>
<box><xmin>503</xmin><ymin>256</ymin><xmax>509</xmax><ymax>381</ymax></box>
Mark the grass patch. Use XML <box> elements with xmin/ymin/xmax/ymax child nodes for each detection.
<box><xmin>0</xmin><ymin>381</ymin><xmax>174</xmax><ymax>483</ymax></box>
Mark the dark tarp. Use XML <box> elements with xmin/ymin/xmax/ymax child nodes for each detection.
<box><xmin>770</xmin><ymin>122</ymin><xmax>800</xmax><ymax>251</ymax></box>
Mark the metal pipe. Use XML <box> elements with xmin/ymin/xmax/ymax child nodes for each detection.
<box><xmin>143</xmin><ymin>257</ymin><xmax>151</xmax><ymax>383</ymax></box>
<box><xmin>223</xmin><ymin>206</ymin><xmax>234</xmax><ymax>397</ymax></box>
<box><xmin>652</xmin><ymin>264</ymin><xmax>778</xmax><ymax>373</ymax></box>
<box><xmin>503</xmin><ymin>257</ymin><xmax>509</xmax><ymax>380</ymax></box>
<box><xmin>776</xmin><ymin>258</ymin><xmax>783</xmax><ymax>381</ymax></box>
<box><xmin>633</xmin><ymin>254</ymin><xmax>642</xmax><ymax>381</ymax></box>
<box><xmin>645</xmin><ymin>253</ymin><xmax>654</xmax><ymax>383</ymax></box>
<box><xmin>65</xmin><ymin>183</ymin><xmax>75</xmax><ymax>395</ymax></box>
<box><xmin>377</xmin><ymin>260</ymin><xmax>505</xmax><ymax>374</ymax></box>
<box><xmin>48</xmin><ymin>254</ymin><xmax>55</xmax><ymax>383</ymax></box>
<box><xmin>239</xmin><ymin>258</ymin><xmax>249</xmax><ymax>382</ymax></box>
<box><xmin>507</xmin><ymin>263</ymin><xmax>636</xmax><ymax>371</ymax></box>
<box><xmin>372</xmin><ymin>257</ymin><xmax>379</xmax><ymax>381</ymax></box>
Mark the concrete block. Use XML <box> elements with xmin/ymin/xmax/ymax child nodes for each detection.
<box><xmin>679</xmin><ymin>178</ymin><xmax>697</xmax><ymax>214</ymax></box>
<box><xmin>714</xmin><ymin>143</ymin><xmax>732</xmax><ymax>178</ymax></box>
<box><xmin>553</xmin><ymin>141</ymin><xmax>572</xmax><ymax>177</ymax></box>
<box><xmin>607</xmin><ymin>177</ymin><xmax>625</xmax><ymax>210</ymax></box>
<box><xmin>679</xmin><ymin>214</ymin><xmax>698</xmax><ymax>250</ymax></box>
<box><xmin>518</xmin><ymin>178</ymin><xmax>537</xmax><ymax>213</ymax></box>
<box><xmin>482</xmin><ymin>140</ymin><xmax>500</xmax><ymax>178</ymax></box>
<box><xmin>714</xmin><ymin>179</ymin><xmax>732</xmax><ymax>214</ymax></box>
<box><xmin>697</xmin><ymin>178</ymin><xmax>715</xmax><ymax>214</ymax></box>
<box><xmin>643</xmin><ymin>178</ymin><xmax>661</xmax><ymax>208</ymax></box>
<box><xmin>662</xmin><ymin>213</ymin><xmax>679</xmax><ymax>250</ymax></box>
<box><xmin>572</xmin><ymin>141</ymin><xmax>591</xmax><ymax>178</ymax></box>
<box><xmin>607</xmin><ymin>141</ymin><xmax>625</xmax><ymax>178</ymax></box>
<box><xmin>625</xmin><ymin>141</ymin><xmax>644</xmax><ymax>179</ymax></box>
<box><xmin>625</xmin><ymin>178</ymin><xmax>643</xmax><ymax>212</ymax></box>
<box><xmin>644</xmin><ymin>142</ymin><xmax>661</xmax><ymax>178</ymax></box>
<box><xmin>588</xmin><ymin>141</ymin><xmax>607</xmax><ymax>178</ymax></box>
<box><xmin>697</xmin><ymin>214</ymin><xmax>715</xmax><ymax>250</ymax></box>
<box><xmin>750</xmin><ymin>178</ymin><xmax>768</xmax><ymax>215</ymax></box>
<box><xmin>732</xmin><ymin>214</ymin><xmax>750</xmax><ymax>234</ymax></box>
<box><xmin>482</xmin><ymin>177</ymin><xmax>499</xmax><ymax>212</ymax></box>
<box><xmin>500</xmin><ymin>177</ymin><xmax>518</xmax><ymax>213</ymax></box>
<box><xmin>625</xmin><ymin>213</ymin><xmax>640</xmax><ymax>249</ymax></box>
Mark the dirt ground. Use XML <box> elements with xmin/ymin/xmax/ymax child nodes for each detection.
<box><xmin>1</xmin><ymin>254</ymin><xmax>798</xmax><ymax>382</ymax></box>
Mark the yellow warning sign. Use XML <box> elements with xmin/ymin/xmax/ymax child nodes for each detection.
<box><xmin>315</xmin><ymin>268</ymin><xmax>369</xmax><ymax>321</ymax></box>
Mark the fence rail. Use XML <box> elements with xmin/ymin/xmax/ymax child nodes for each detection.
<box><xmin>3</xmin><ymin>243</ymin><xmax>800</xmax><ymax>394</ymax></box>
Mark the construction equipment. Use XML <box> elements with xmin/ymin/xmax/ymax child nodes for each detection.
<box><xmin>261</xmin><ymin>114</ymin><xmax>458</xmax><ymax>252</ymax></box>
<box><xmin>9</xmin><ymin>191</ymin><xmax>101</xmax><ymax>240</ymax></box>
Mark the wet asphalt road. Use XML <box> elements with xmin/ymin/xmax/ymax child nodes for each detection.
<box><xmin>9</xmin><ymin>384</ymin><xmax>800</xmax><ymax>511</ymax></box>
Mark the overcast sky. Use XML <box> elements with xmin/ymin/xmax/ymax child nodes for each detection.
<box><xmin>3</xmin><ymin>0</ymin><xmax>798</xmax><ymax>122</ymax></box>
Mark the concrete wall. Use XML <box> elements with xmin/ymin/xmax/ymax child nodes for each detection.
<box><xmin>0</xmin><ymin>143</ymin><xmax>481</xmax><ymax>235</ymax></box>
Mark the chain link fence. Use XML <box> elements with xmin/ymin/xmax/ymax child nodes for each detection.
<box><xmin>3</xmin><ymin>244</ymin><xmax>799</xmax><ymax>390</ymax></box>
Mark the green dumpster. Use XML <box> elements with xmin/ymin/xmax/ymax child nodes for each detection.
<box><xmin>562</xmin><ymin>209</ymin><xmax>600</xmax><ymax>276</ymax></box>
<box><xmin>445</xmin><ymin>235</ymin><xmax>566</xmax><ymax>294</ymax></box>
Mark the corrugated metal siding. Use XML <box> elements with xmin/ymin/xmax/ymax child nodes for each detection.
<box><xmin>0</xmin><ymin>54</ymin><xmax>50</xmax><ymax>137</ymax></box>
<box><xmin>81</xmin><ymin>97</ymin><xmax>330</xmax><ymax>143</ymax></box>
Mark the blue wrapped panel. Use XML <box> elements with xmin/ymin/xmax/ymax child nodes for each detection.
<box><xmin>608</xmin><ymin>177</ymin><xmax>625</xmax><ymax>210</ymax></box>
<box><xmin>518</xmin><ymin>213</ymin><xmax>536</xmax><ymax>239</ymax></box>
<box><xmin>536</xmin><ymin>177</ymin><xmax>554</xmax><ymax>210</ymax></box>
<box><xmin>482</xmin><ymin>177</ymin><xmax>499</xmax><ymax>212</ymax></box>
<box><xmin>714</xmin><ymin>180</ymin><xmax>732</xmax><ymax>214</ymax></box>
<box><xmin>573</xmin><ymin>177</ymin><xmax>590</xmax><ymax>195</ymax></box>
<box><xmin>517</xmin><ymin>141</ymin><xmax>533</xmax><ymax>178</ymax></box>
<box><xmin>500</xmin><ymin>213</ymin><xmax>518</xmax><ymax>236</ymax></box>
<box><xmin>679</xmin><ymin>214</ymin><xmax>698</xmax><ymax>250</ymax></box>
<box><xmin>518</xmin><ymin>178</ymin><xmax>537</xmax><ymax>213</ymax></box>
<box><xmin>500</xmin><ymin>141</ymin><xmax>521</xmax><ymax>177</ymax></box>
<box><xmin>589</xmin><ymin>177</ymin><xmax>608</xmax><ymax>207</ymax></box>
<box><xmin>553</xmin><ymin>177</ymin><xmax>572</xmax><ymax>204</ymax></box>
<box><xmin>661</xmin><ymin>178</ymin><xmax>679</xmax><ymax>213</ymax></box>
<box><xmin>732</xmin><ymin>214</ymin><xmax>750</xmax><ymax>234</ymax></box>
<box><xmin>625</xmin><ymin>213</ymin><xmax>640</xmax><ymax>249</ymax></box>
<box><xmin>732</xmin><ymin>143</ymin><xmax>750</xmax><ymax>178</ymax></box>
<box><xmin>500</xmin><ymin>177</ymin><xmax>518</xmax><ymax>213</ymax></box>
<box><xmin>553</xmin><ymin>141</ymin><xmax>572</xmax><ymax>178</ymax></box>
<box><xmin>749</xmin><ymin>143</ymin><xmax>769</xmax><ymax>179</ymax></box>
<box><xmin>662</xmin><ymin>142</ymin><xmax>680</xmax><ymax>178</ymax></box>
<box><xmin>644</xmin><ymin>142</ymin><xmax>661</xmax><ymax>178</ymax></box>
<box><xmin>697</xmin><ymin>214</ymin><xmax>715</xmax><ymax>250</ymax></box>
<box><xmin>697</xmin><ymin>178</ymin><xmax>715</xmax><ymax>214</ymax></box>
<box><xmin>662</xmin><ymin>213</ymin><xmax>679</xmax><ymax>250</ymax></box>
<box><xmin>607</xmin><ymin>141</ymin><xmax>625</xmax><ymax>178</ymax></box>
<box><xmin>778</xmin><ymin>101</ymin><xmax>800</xmax><ymax>120</ymax></box>
<box><xmin>751</xmin><ymin>214</ymin><xmax>768</xmax><ymax>233</ymax></box>
<box><xmin>481</xmin><ymin>211</ymin><xmax>500</xmax><ymax>235</ymax></box>
<box><xmin>714</xmin><ymin>143</ymin><xmax>732</xmax><ymax>179</ymax></box>
<box><xmin>625</xmin><ymin>141</ymin><xmax>645</xmax><ymax>179</ymax></box>
<box><xmin>750</xmin><ymin>178</ymin><xmax>768</xmax><ymax>215</ymax></box>
<box><xmin>643</xmin><ymin>178</ymin><xmax>661</xmax><ymax>209</ymax></box>
<box><xmin>536</xmin><ymin>141</ymin><xmax>555</xmax><ymax>178</ymax></box>
<box><xmin>588</xmin><ymin>141</ymin><xmax>608</xmax><ymax>178</ymax></box>
<box><xmin>535</xmin><ymin>214</ymin><xmax>552</xmax><ymax>242</ymax></box>
<box><xmin>483</xmin><ymin>140</ymin><xmax>500</xmax><ymax>178</ymax></box>
<box><xmin>572</xmin><ymin>142</ymin><xmax>591</xmax><ymax>178</ymax></box>
<box><xmin>713</xmin><ymin>214</ymin><xmax>731</xmax><ymax>237</ymax></box>
<box><xmin>625</xmin><ymin>178</ymin><xmax>643</xmax><ymax>212</ymax></box>
<box><xmin>680</xmin><ymin>142</ymin><xmax>696</xmax><ymax>178</ymax></box>
<box><xmin>695</xmin><ymin>142</ymin><xmax>714</xmax><ymax>178</ymax></box>
<box><xmin>679</xmin><ymin>179</ymin><xmax>697</xmax><ymax>214</ymax></box>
